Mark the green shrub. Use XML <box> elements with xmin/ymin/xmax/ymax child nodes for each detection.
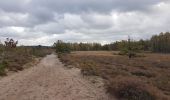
<box><xmin>31</xmin><ymin>47</ymin><xmax>52</xmax><ymax>57</ymax></box>
<box><xmin>55</xmin><ymin>40</ymin><xmax>71</xmax><ymax>53</ymax></box>
<box><xmin>0</xmin><ymin>61</ymin><xmax>8</xmax><ymax>76</ymax></box>
<box><xmin>118</xmin><ymin>48</ymin><xmax>129</xmax><ymax>55</ymax></box>
<box><xmin>118</xmin><ymin>48</ymin><xmax>138</xmax><ymax>59</ymax></box>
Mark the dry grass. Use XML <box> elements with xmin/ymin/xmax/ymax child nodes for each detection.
<box><xmin>59</xmin><ymin>51</ymin><xmax>170</xmax><ymax>100</ymax></box>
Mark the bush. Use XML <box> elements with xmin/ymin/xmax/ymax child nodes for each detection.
<box><xmin>131</xmin><ymin>70</ymin><xmax>155</xmax><ymax>78</ymax></box>
<box><xmin>118</xmin><ymin>50</ymin><xmax>139</xmax><ymax>59</ymax></box>
<box><xmin>30</xmin><ymin>47</ymin><xmax>52</xmax><ymax>57</ymax></box>
<box><xmin>118</xmin><ymin>48</ymin><xmax>129</xmax><ymax>55</ymax></box>
<box><xmin>0</xmin><ymin>61</ymin><xmax>8</xmax><ymax>76</ymax></box>
<box><xmin>54</xmin><ymin>40</ymin><xmax>71</xmax><ymax>54</ymax></box>
<box><xmin>8</xmin><ymin>62</ymin><xmax>23</xmax><ymax>71</ymax></box>
<box><xmin>80</xmin><ymin>61</ymin><xmax>98</xmax><ymax>76</ymax></box>
<box><xmin>106</xmin><ymin>76</ymin><xmax>167</xmax><ymax>100</ymax></box>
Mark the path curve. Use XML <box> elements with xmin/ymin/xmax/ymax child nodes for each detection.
<box><xmin>0</xmin><ymin>54</ymin><xmax>113</xmax><ymax>100</ymax></box>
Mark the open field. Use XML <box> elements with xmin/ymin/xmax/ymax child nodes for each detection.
<box><xmin>59</xmin><ymin>51</ymin><xmax>170</xmax><ymax>100</ymax></box>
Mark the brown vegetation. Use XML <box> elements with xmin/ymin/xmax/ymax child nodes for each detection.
<box><xmin>0</xmin><ymin>45</ymin><xmax>53</xmax><ymax>75</ymax></box>
<box><xmin>107</xmin><ymin>76</ymin><xmax>167</xmax><ymax>100</ymax></box>
<box><xmin>59</xmin><ymin>51</ymin><xmax>170</xmax><ymax>100</ymax></box>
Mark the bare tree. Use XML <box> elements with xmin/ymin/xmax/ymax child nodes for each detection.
<box><xmin>4</xmin><ymin>38</ymin><xmax>18</xmax><ymax>48</ymax></box>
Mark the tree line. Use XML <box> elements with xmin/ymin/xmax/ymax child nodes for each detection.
<box><xmin>54</xmin><ymin>32</ymin><xmax>170</xmax><ymax>53</ymax></box>
<box><xmin>54</xmin><ymin>40</ymin><xmax>103</xmax><ymax>53</ymax></box>
<box><xmin>150</xmin><ymin>32</ymin><xmax>170</xmax><ymax>53</ymax></box>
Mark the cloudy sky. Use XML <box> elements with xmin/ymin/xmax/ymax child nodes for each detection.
<box><xmin>0</xmin><ymin>0</ymin><xmax>170</xmax><ymax>45</ymax></box>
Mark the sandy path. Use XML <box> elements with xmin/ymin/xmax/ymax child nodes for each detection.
<box><xmin>0</xmin><ymin>54</ymin><xmax>113</xmax><ymax>100</ymax></box>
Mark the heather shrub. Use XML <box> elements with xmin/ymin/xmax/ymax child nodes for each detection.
<box><xmin>131</xmin><ymin>70</ymin><xmax>156</xmax><ymax>78</ymax></box>
<box><xmin>80</xmin><ymin>61</ymin><xmax>99</xmax><ymax>76</ymax></box>
<box><xmin>106</xmin><ymin>76</ymin><xmax>167</xmax><ymax>100</ymax></box>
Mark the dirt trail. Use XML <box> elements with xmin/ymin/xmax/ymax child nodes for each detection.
<box><xmin>0</xmin><ymin>54</ymin><xmax>113</xmax><ymax>100</ymax></box>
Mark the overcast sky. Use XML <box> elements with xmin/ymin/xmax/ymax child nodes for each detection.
<box><xmin>0</xmin><ymin>0</ymin><xmax>170</xmax><ymax>45</ymax></box>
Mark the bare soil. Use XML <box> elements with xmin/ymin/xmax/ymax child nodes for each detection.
<box><xmin>0</xmin><ymin>54</ymin><xmax>113</xmax><ymax>100</ymax></box>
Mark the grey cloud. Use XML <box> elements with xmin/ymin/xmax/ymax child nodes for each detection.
<box><xmin>0</xmin><ymin>0</ymin><xmax>166</xmax><ymax>13</ymax></box>
<box><xmin>0</xmin><ymin>0</ymin><xmax>29</xmax><ymax>13</ymax></box>
<box><xmin>0</xmin><ymin>0</ymin><xmax>170</xmax><ymax>45</ymax></box>
<box><xmin>30</xmin><ymin>0</ymin><xmax>166</xmax><ymax>13</ymax></box>
<box><xmin>34</xmin><ymin>22</ymin><xmax>65</xmax><ymax>34</ymax></box>
<box><xmin>0</xmin><ymin>0</ymin><xmax>166</xmax><ymax>28</ymax></box>
<box><xmin>0</xmin><ymin>0</ymin><xmax>166</xmax><ymax>27</ymax></box>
